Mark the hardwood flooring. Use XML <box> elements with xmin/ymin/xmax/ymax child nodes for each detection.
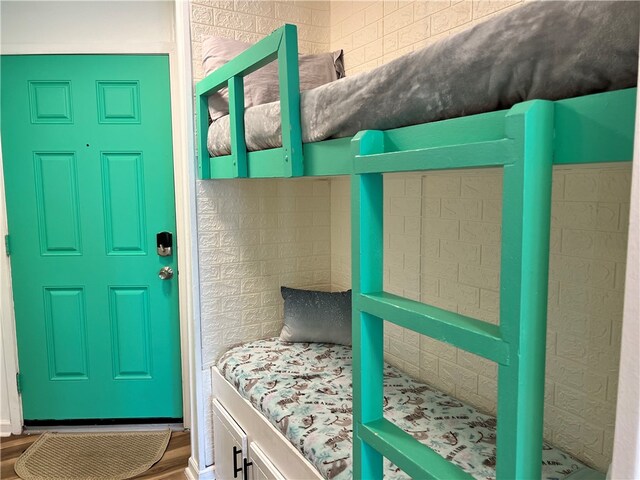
<box><xmin>0</xmin><ymin>430</ymin><xmax>190</xmax><ymax>479</ymax></box>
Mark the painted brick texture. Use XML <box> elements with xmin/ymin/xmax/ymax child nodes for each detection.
<box><xmin>329</xmin><ymin>0</ymin><xmax>525</xmax><ymax>75</ymax></box>
<box><xmin>191</xmin><ymin>0</ymin><xmax>331</xmax><ymax>83</ymax></box>
<box><xmin>198</xmin><ymin>178</ymin><xmax>332</xmax><ymax>367</ymax></box>
<box><xmin>198</xmin><ymin>178</ymin><xmax>332</xmax><ymax>465</ymax></box>
<box><xmin>329</xmin><ymin>163</ymin><xmax>631</xmax><ymax>472</ymax></box>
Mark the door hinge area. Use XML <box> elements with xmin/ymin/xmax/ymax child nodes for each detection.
<box><xmin>4</xmin><ymin>234</ymin><xmax>10</xmax><ymax>256</ymax></box>
<box><xmin>16</xmin><ymin>372</ymin><xmax>22</xmax><ymax>395</ymax></box>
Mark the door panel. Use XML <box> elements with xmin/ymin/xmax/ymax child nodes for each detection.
<box><xmin>29</xmin><ymin>81</ymin><xmax>74</xmax><ymax>124</ymax></box>
<box><xmin>110</xmin><ymin>287</ymin><xmax>152</xmax><ymax>379</ymax></box>
<box><xmin>101</xmin><ymin>152</ymin><xmax>146</xmax><ymax>254</ymax></box>
<box><xmin>1</xmin><ymin>55</ymin><xmax>182</xmax><ymax>421</ymax></box>
<box><xmin>43</xmin><ymin>287</ymin><xmax>89</xmax><ymax>380</ymax></box>
<box><xmin>34</xmin><ymin>152</ymin><xmax>82</xmax><ymax>255</ymax></box>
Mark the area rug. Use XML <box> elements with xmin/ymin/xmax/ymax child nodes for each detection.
<box><xmin>14</xmin><ymin>430</ymin><xmax>171</xmax><ymax>480</ymax></box>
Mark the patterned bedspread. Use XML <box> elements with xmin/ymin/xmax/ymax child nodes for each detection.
<box><xmin>217</xmin><ymin>338</ymin><xmax>600</xmax><ymax>480</ymax></box>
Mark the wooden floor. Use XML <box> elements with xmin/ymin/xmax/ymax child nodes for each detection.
<box><xmin>0</xmin><ymin>430</ymin><xmax>190</xmax><ymax>479</ymax></box>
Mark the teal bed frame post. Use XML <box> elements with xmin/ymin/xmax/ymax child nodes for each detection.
<box><xmin>497</xmin><ymin>101</ymin><xmax>554</xmax><ymax>478</ymax></box>
<box><xmin>350</xmin><ymin>131</ymin><xmax>385</xmax><ymax>479</ymax></box>
<box><xmin>350</xmin><ymin>100</ymin><xmax>555</xmax><ymax>479</ymax></box>
<box><xmin>228</xmin><ymin>75</ymin><xmax>248</xmax><ymax>177</ymax></box>
<box><xmin>277</xmin><ymin>25</ymin><xmax>304</xmax><ymax>177</ymax></box>
<box><xmin>197</xmin><ymin>93</ymin><xmax>211</xmax><ymax>179</ymax></box>
<box><xmin>195</xmin><ymin>24</ymin><xmax>303</xmax><ymax>179</ymax></box>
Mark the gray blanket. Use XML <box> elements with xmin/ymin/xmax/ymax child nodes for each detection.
<box><xmin>207</xmin><ymin>1</ymin><xmax>639</xmax><ymax>157</ymax></box>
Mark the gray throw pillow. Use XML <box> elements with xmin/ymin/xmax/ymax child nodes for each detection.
<box><xmin>279</xmin><ymin>287</ymin><xmax>352</xmax><ymax>345</ymax></box>
<box><xmin>202</xmin><ymin>35</ymin><xmax>345</xmax><ymax>122</ymax></box>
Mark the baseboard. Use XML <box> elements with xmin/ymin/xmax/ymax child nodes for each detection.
<box><xmin>0</xmin><ymin>420</ymin><xmax>13</xmax><ymax>437</ymax></box>
<box><xmin>185</xmin><ymin>456</ymin><xmax>215</xmax><ymax>480</ymax></box>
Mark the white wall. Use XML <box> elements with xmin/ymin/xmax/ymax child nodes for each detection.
<box><xmin>0</xmin><ymin>1</ymin><xmax>175</xmax><ymax>52</ymax></box>
<box><xmin>0</xmin><ymin>3</ymin><xmax>199</xmax><ymax>469</ymax></box>
<box><xmin>611</xmin><ymin>49</ymin><xmax>640</xmax><ymax>480</ymax></box>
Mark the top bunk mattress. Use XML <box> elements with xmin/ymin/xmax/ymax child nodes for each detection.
<box><xmin>207</xmin><ymin>1</ymin><xmax>639</xmax><ymax>157</ymax></box>
<box><xmin>217</xmin><ymin>338</ymin><xmax>603</xmax><ymax>480</ymax></box>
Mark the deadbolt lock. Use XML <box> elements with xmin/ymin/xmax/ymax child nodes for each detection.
<box><xmin>156</xmin><ymin>232</ymin><xmax>173</xmax><ymax>257</ymax></box>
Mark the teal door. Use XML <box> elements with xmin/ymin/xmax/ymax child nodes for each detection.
<box><xmin>1</xmin><ymin>55</ymin><xmax>182</xmax><ymax>421</ymax></box>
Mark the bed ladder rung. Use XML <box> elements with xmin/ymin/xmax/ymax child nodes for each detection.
<box><xmin>356</xmin><ymin>291</ymin><xmax>509</xmax><ymax>365</ymax></box>
<box><xmin>359</xmin><ymin>418</ymin><xmax>474</xmax><ymax>480</ymax></box>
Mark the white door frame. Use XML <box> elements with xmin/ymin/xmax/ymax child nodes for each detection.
<box><xmin>0</xmin><ymin>132</ymin><xmax>23</xmax><ymax>436</ymax></box>
<box><xmin>173</xmin><ymin>2</ymin><xmax>212</xmax><ymax>478</ymax></box>
<box><xmin>611</xmin><ymin>46</ymin><xmax>640</xmax><ymax>479</ymax></box>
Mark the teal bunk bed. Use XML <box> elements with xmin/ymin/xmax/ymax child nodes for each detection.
<box><xmin>196</xmin><ymin>3</ymin><xmax>637</xmax><ymax>479</ymax></box>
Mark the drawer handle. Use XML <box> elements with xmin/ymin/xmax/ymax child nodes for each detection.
<box><xmin>243</xmin><ymin>457</ymin><xmax>253</xmax><ymax>480</ymax></box>
<box><xmin>232</xmin><ymin>446</ymin><xmax>242</xmax><ymax>478</ymax></box>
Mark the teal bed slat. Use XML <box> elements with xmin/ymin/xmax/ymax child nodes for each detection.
<box><xmin>360</xmin><ymin>418</ymin><xmax>474</xmax><ymax>480</ymax></box>
<box><xmin>383</xmin><ymin>110</ymin><xmax>508</xmax><ymax>153</ymax></box>
<box><xmin>197</xmin><ymin>93</ymin><xmax>210</xmax><ymax>179</ymax></box>
<box><xmin>228</xmin><ymin>75</ymin><xmax>247</xmax><ymax>177</ymax></box>
<box><xmin>245</xmin><ymin>148</ymin><xmax>291</xmax><ymax>178</ymax></box>
<box><xmin>208</xmin><ymin>154</ymin><xmax>239</xmax><ymax>179</ymax></box>
<box><xmin>303</xmin><ymin>137</ymin><xmax>353</xmax><ymax>176</ymax></box>
<box><xmin>357</xmin><ymin>291</ymin><xmax>510</xmax><ymax>365</ymax></box>
<box><xmin>277</xmin><ymin>24</ymin><xmax>303</xmax><ymax>177</ymax></box>
<box><xmin>354</xmin><ymin>138</ymin><xmax>514</xmax><ymax>174</ymax></box>
<box><xmin>554</xmin><ymin>88</ymin><xmax>636</xmax><ymax>164</ymax></box>
<box><xmin>207</xmin><ymin>138</ymin><xmax>354</xmax><ymax>178</ymax></box>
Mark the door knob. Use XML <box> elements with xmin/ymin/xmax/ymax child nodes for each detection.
<box><xmin>159</xmin><ymin>266</ymin><xmax>174</xmax><ymax>280</ymax></box>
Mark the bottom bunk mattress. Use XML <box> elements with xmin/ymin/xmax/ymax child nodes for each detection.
<box><xmin>217</xmin><ymin>338</ymin><xmax>602</xmax><ymax>480</ymax></box>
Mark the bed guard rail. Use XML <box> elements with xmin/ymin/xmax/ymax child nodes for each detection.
<box><xmin>196</xmin><ymin>24</ymin><xmax>303</xmax><ymax>179</ymax></box>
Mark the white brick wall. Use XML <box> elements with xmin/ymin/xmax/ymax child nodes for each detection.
<box><xmin>191</xmin><ymin>0</ymin><xmax>331</xmax><ymax>83</ymax></box>
<box><xmin>198</xmin><ymin>177</ymin><xmax>332</xmax><ymax>465</ymax></box>
<box><xmin>330</xmin><ymin>163</ymin><xmax>631</xmax><ymax>472</ymax></box>
<box><xmin>330</xmin><ymin>0</ymin><xmax>525</xmax><ymax>75</ymax></box>
<box><xmin>198</xmin><ymin>178</ymin><xmax>332</xmax><ymax>368</ymax></box>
